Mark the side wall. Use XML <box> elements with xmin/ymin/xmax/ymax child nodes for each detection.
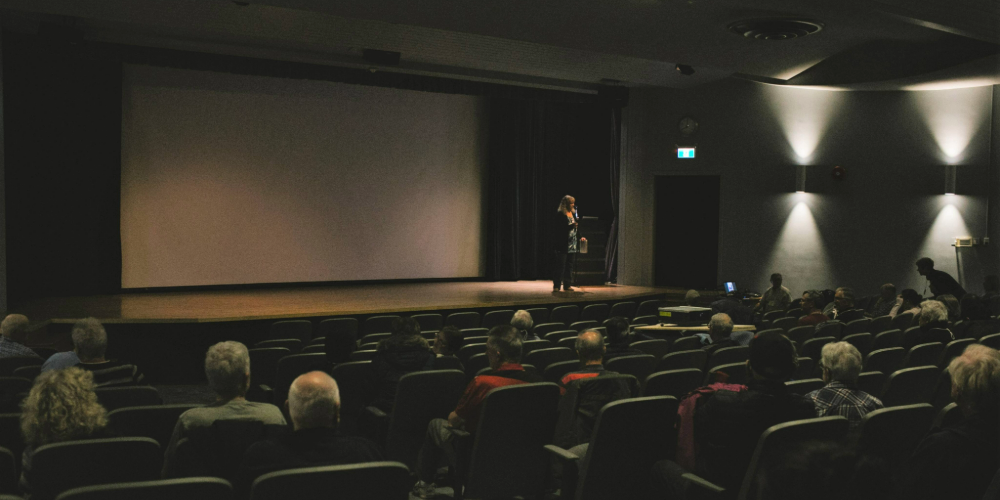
<box><xmin>620</xmin><ymin>79</ymin><xmax>997</xmax><ymax>298</ymax></box>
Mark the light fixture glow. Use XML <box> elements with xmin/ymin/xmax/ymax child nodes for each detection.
<box><xmin>910</xmin><ymin>86</ymin><xmax>991</xmax><ymax>163</ymax></box>
<box><xmin>764</xmin><ymin>197</ymin><xmax>833</xmax><ymax>295</ymax></box>
<box><xmin>764</xmin><ymin>85</ymin><xmax>844</xmax><ymax>163</ymax></box>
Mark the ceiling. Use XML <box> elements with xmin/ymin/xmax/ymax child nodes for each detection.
<box><xmin>0</xmin><ymin>0</ymin><xmax>998</xmax><ymax>90</ymax></box>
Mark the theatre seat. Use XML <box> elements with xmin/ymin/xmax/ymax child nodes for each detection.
<box><xmin>635</xmin><ymin>301</ymin><xmax>663</xmax><ymax>319</ymax></box>
<box><xmin>901</xmin><ymin>342</ymin><xmax>945</xmax><ymax>369</ymax></box>
<box><xmin>609</xmin><ymin>302</ymin><xmax>637</xmax><ymax>320</ymax></box>
<box><xmin>605</xmin><ymin>355</ymin><xmax>656</xmax><ymax>388</ymax></box>
<box><xmin>94</xmin><ymin>386</ymin><xmax>162</xmax><ymax>412</ymax></box>
<box><xmin>33</xmin><ymin>437</ymin><xmax>161</xmax><ymax>500</ymax></box>
<box><xmin>410</xmin><ymin>313</ymin><xmax>444</xmax><ymax>333</ymax></box>
<box><xmin>55</xmin><ymin>477</ymin><xmax>233</xmax><ymax>500</ymax></box>
<box><xmin>107</xmin><ymin>404</ymin><xmax>200</xmax><ymax>449</ymax></box>
<box><xmin>525</xmin><ymin>347</ymin><xmax>575</xmax><ymax>372</ymax></box>
<box><xmin>786</xmin><ymin>325</ymin><xmax>815</xmax><ymax>345</ymax></box>
<box><xmin>446</xmin><ymin>312</ymin><xmax>481</xmax><ymax>330</ymax></box>
<box><xmin>525</xmin><ymin>308</ymin><xmax>550</xmax><ymax>325</ymax></box>
<box><xmin>267</xmin><ymin>320</ymin><xmax>312</xmax><ymax>344</ymax></box>
<box><xmin>656</xmin><ymin>350</ymin><xmax>707</xmax><ymax>372</ymax></box>
<box><xmin>551</xmin><ymin>306</ymin><xmax>581</xmax><ymax>325</ymax></box>
<box><xmin>706</xmin><ymin>346</ymin><xmax>749</xmax><ymax>372</ymax></box>
<box><xmin>704</xmin><ymin>362</ymin><xmax>748</xmax><ymax>386</ymax></box>
<box><xmin>481</xmin><ymin>310</ymin><xmax>515</xmax><ymax>329</ymax></box>
<box><xmin>580</xmin><ymin>303</ymin><xmax>610</xmax><ymax>322</ymax></box>
<box><xmin>668</xmin><ymin>336</ymin><xmax>703</xmax><ymax>353</ymax></box>
<box><xmin>381</xmin><ymin>370</ymin><xmax>466</xmax><ymax>470</ymax></box>
<box><xmin>630</xmin><ymin>339</ymin><xmax>670</xmax><ymax>360</ymax></box>
<box><xmin>843</xmin><ymin>318</ymin><xmax>871</xmax><ymax>336</ymax></box>
<box><xmin>872</xmin><ymin>329</ymin><xmax>903</xmax><ymax>350</ymax></box>
<box><xmin>857</xmin><ymin>403</ymin><xmax>934</xmax><ymax>474</ymax></box>
<box><xmin>533</xmin><ymin>323</ymin><xmax>566</xmax><ymax>337</ymax></box>
<box><xmin>864</xmin><ymin>347</ymin><xmax>905</xmax><ymax>374</ymax></box>
<box><xmin>643</xmin><ymin>369</ymin><xmax>703</xmax><ymax>398</ymax></box>
<box><xmin>251</xmin><ymin>462</ymin><xmax>410</xmax><ymax>500</ymax></box>
<box><xmin>842</xmin><ymin>333</ymin><xmax>873</xmax><ymax>357</ymax></box>
<box><xmin>544</xmin><ymin>360</ymin><xmax>581</xmax><ymax>384</ymax></box>
<box><xmin>869</xmin><ymin>315</ymin><xmax>892</xmax><ymax>334</ymax></box>
<box><xmin>881</xmin><ymin>366</ymin><xmax>939</xmax><ymax>407</ymax></box>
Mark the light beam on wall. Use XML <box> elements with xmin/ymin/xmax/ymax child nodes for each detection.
<box><xmin>764</xmin><ymin>196</ymin><xmax>833</xmax><ymax>295</ymax></box>
<box><xmin>910</xmin><ymin>87</ymin><xmax>989</xmax><ymax>163</ymax></box>
<box><xmin>764</xmin><ymin>85</ymin><xmax>844</xmax><ymax>163</ymax></box>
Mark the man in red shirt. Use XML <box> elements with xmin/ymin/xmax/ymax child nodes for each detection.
<box><xmin>797</xmin><ymin>290</ymin><xmax>830</xmax><ymax>327</ymax></box>
<box><xmin>413</xmin><ymin>325</ymin><xmax>540</xmax><ymax>498</ymax></box>
<box><xmin>558</xmin><ymin>329</ymin><xmax>607</xmax><ymax>394</ymax></box>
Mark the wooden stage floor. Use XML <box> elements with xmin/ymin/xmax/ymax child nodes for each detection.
<box><xmin>15</xmin><ymin>280</ymin><xmax>678</xmax><ymax>324</ymax></box>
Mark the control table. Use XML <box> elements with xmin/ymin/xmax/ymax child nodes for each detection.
<box><xmin>634</xmin><ymin>323</ymin><xmax>757</xmax><ymax>333</ymax></box>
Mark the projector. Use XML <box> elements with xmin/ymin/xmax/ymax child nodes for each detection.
<box><xmin>658</xmin><ymin>306</ymin><xmax>713</xmax><ymax>326</ymax></box>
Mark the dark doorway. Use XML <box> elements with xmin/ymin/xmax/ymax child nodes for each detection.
<box><xmin>654</xmin><ymin>176</ymin><xmax>720</xmax><ymax>288</ymax></box>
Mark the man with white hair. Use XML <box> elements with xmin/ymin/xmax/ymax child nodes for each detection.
<box><xmin>162</xmin><ymin>341</ymin><xmax>286</xmax><ymax>477</ymax></box>
<box><xmin>0</xmin><ymin>314</ymin><xmax>39</xmax><ymax>360</ymax></box>
<box><xmin>700</xmin><ymin>313</ymin><xmax>738</xmax><ymax>355</ymax></box>
<box><xmin>511</xmin><ymin>310</ymin><xmax>539</xmax><ymax>341</ymax></box>
<box><xmin>236</xmin><ymin>371</ymin><xmax>382</xmax><ymax>495</ymax></box>
<box><xmin>902</xmin><ymin>344</ymin><xmax>999</xmax><ymax>500</ymax></box>
<box><xmin>903</xmin><ymin>300</ymin><xmax>955</xmax><ymax>349</ymax></box>
<box><xmin>804</xmin><ymin>342</ymin><xmax>883</xmax><ymax>429</ymax></box>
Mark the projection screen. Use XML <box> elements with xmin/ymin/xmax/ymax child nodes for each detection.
<box><xmin>121</xmin><ymin>65</ymin><xmax>486</xmax><ymax>288</ymax></box>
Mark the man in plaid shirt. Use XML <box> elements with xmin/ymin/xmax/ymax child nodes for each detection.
<box><xmin>0</xmin><ymin>314</ymin><xmax>40</xmax><ymax>360</ymax></box>
<box><xmin>805</xmin><ymin>341</ymin><xmax>882</xmax><ymax>429</ymax></box>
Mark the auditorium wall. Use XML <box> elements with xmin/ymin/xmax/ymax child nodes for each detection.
<box><xmin>0</xmin><ymin>30</ymin><xmax>6</xmax><ymax>314</ymax></box>
<box><xmin>619</xmin><ymin>79</ymin><xmax>998</xmax><ymax>299</ymax></box>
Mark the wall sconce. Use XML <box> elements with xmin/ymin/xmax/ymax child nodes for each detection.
<box><xmin>945</xmin><ymin>165</ymin><xmax>956</xmax><ymax>195</ymax></box>
<box><xmin>795</xmin><ymin>165</ymin><xmax>807</xmax><ymax>193</ymax></box>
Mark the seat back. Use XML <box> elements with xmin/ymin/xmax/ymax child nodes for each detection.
<box><xmin>551</xmin><ymin>305</ymin><xmax>581</xmax><ymax>325</ymax></box>
<box><xmin>94</xmin><ymin>386</ymin><xmax>162</xmax><ymax>411</ymax></box>
<box><xmin>941</xmin><ymin>338</ymin><xmax>975</xmax><ymax>368</ymax></box>
<box><xmin>762</xmin><ymin>310</ymin><xmax>786</xmax><ymax>322</ymax></box>
<box><xmin>793</xmin><ymin>357</ymin><xmax>815</xmax><ymax>380</ymax></box>
<box><xmin>533</xmin><ymin>322</ymin><xmax>566</xmax><ymax>337</ymax></box>
<box><xmin>543</xmin><ymin>330</ymin><xmax>577</xmax><ymax>343</ymax></box>
<box><xmin>464</xmin><ymin>353</ymin><xmax>492</xmax><ymax>380</ymax></box>
<box><xmin>814</xmin><ymin>321</ymin><xmax>843</xmax><ymax>340</ymax></box>
<box><xmin>463</xmin><ymin>384</ymin><xmax>560</xmax><ymax>499</ymax></box>
<box><xmin>267</xmin><ymin>320</ymin><xmax>311</xmax><ymax>344</ymax></box>
<box><xmin>349</xmin><ymin>350</ymin><xmax>376</xmax><ymax>362</ymax></box>
<box><xmin>250</xmin><ymin>462</ymin><xmax>410</xmax><ymax>500</ymax></box>
<box><xmin>604</xmin><ymin>355</ymin><xmax>656</xmax><ymax>387</ymax></box>
<box><xmin>525</xmin><ymin>308</ymin><xmax>550</xmax><ymax>325</ymax></box>
<box><xmin>901</xmin><ymin>326</ymin><xmax>923</xmax><ymax>348</ymax></box>
<box><xmin>785</xmin><ymin>325</ymin><xmax>815</xmax><ymax>345</ymax></box>
<box><xmin>0</xmin><ymin>414</ymin><xmax>23</xmax><ymax>477</ymax></box>
<box><xmin>385</xmin><ymin>370</ymin><xmax>466</xmax><ymax>469</ymax></box>
<box><xmin>704</xmin><ymin>362</ymin><xmax>748</xmax><ymax>385</ymax></box>
<box><xmin>609</xmin><ymin>302</ymin><xmax>637</xmax><ymax>320</ymax></box>
<box><xmin>445</xmin><ymin>311</ymin><xmax>481</xmax><ymax>329</ymax></box>
<box><xmin>481</xmin><ymin>310</ymin><xmax>515</xmax><ymax>329</ymax></box>
<box><xmin>524</xmin><ymin>347</ymin><xmax>575</xmax><ymax>372</ymax></box>
<box><xmin>857</xmin><ymin>403</ymin><xmax>935</xmax><ymax>467</ymax></box>
<box><xmin>864</xmin><ymin>347</ymin><xmax>905</xmax><ymax>374</ymax></box>
<box><xmin>580</xmin><ymin>304</ymin><xmax>611</xmax><ymax>322</ymax></box>
<box><xmin>842</xmin><ymin>333</ymin><xmax>873</xmax><ymax>357</ymax></box>
<box><xmin>871</xmin><ymin>329</ymin><xmax>903</xmax><ymax>350</ymax></box>
<box><xmin>930</xmin><ymin>368</ymin><xmax>953</xmax><ymax>409</ymax></box>
<box><xmin>706</xmin><ymin>346</ymin><xmax>749</xmax><ymax>371</ymax></box>
<box><xmin>107</xmin><ymin>404</ymin><xmax>200</xmax><ymax>448</ymax></box>
<box><xmin>178</xmin><ymin>420</ymin><xmax>285</xmax><ymax>481</ymax></box>
<box><xmin>737</xmin><ymin>417</ymin><xmax>850</xmax><ymax>500</ymax></box>
<box><xmin>0</xmin><ymin>377</ymin><xmax>31</xmax><ymax>413</ymax></box>
<box><xmin>523</xmin><ymin>339</ymin><xmax>553</xmax><ymax>355</ymax></box>
<box><xmin>656</xmin><ymin>350</ymin><xmax>708</xmax><ymax>372</ymax></box>
<box><xmin>856</xmin><ymin>371</ymin><xmax>887</xmax><ymax>399</ymax></box>
<box><xmin>836</xmin><ymin>309</ymin><xmax>865</xmax><ymax>323</ymax></box>
<box><xmin>890</xmin><ymin>312</ymin><xmax>915</xmax><ymax>331</ymax></box>
<box><xmin>981</xmin><ymin>332</ymin><xmax>1000</xmax><ymax>350</ymax></box>
<box><xmin>631</xmin><ymin>339</ymin><xmax>670</xmax><ymax>360</ymax></box>
<box><xmin>902</xmin><ymin>342</ymin><xmax>945</xmax><ymax>368</ymax></box>
<box><xmin>543</xmin><ymin>360</ymin><xmax>581</xmax><ymax>384</ymax></box>
<box><xmin>570</xmin><ymin>320</ymin><xmax>600</xmax><ymax>332</ymax></box>
<box><xmin>843</xmin><ymin>318</ymin><xmax>871</xmax><ymax>336</ymax></box>
<box><xmin>771</xmin><ymin>317</ymin><xmax>798</xmax><ymax>332</ymax></box>
<box><xmin>0</xmin><ymin>446</ymin><xmax>13</xmax><ymax>495</ymax></box>
<box><xmin>554</xmin><ymin>374</ymin><xmax>637</xmax><ymax>448</ymax></box>
<box><xmin>0</xmin><ymin>357</ymin><xmax>42</xmax><ymax>377</ymax></box>
<box><xmin>801</xmin><ymin>336</ymin><xmax>836</xmax><ymax>361</ymax></box>
<box><xmin>557</xmin><ymin>336</ymin><xmax>579</xmax><ymax>350</ymax></box>
<box><xmin>12</xmin><ymin>365</ymin><xmax>40</xmax><ymax>382</ymax></box>
<box><xmin>631</xmin><ymin>315</ymin><xmax>660</xmax><ymax>326</ymax></box>
<box><xmin>933</xmin><ymin>402</ymin><xmax>962</xmax><ymax>429</ymax></box>
<box><xmin>578</xmin><ymin>396</ymin><xmax>680</xmax><ymax>500</ymax></box>
<box><xmin>317</xmin><ymin>317</ymin><xmax>357</xmax><ymax>343</ymax></box>
<box><xmin>362</xmin><ymin>316</ymin><xmax>400</xmax><ymax>336</ymax></box>
<box><xmin>272</xmin><ymin>353</ymin><xmax>330</xmax><ymax>405</ymax></box>
<box><xmin>458</xmin><ymin>343</ymin><xmax>488</xmax><ymax>365</ymax></box>
<box><xmin>881</xmin><ymin>366</ymin><xmax>939</xmax><ymax>406</ymax></box>
<box><xmin>669</xmin><ymin>336</ymin><xmax>704</xmax><ymax>353</ymax></box>
<box><xmin>785</xmin><ymin>378</ymin><xmax>825</xmax><ymax>395</ymax></box>
<box><xmin>33</xmin><ymin>437</ymin><xmax>161</xmax><ymax>500</ymax></box>
<box><xmin>869</xmin><ymin>315</ymin><xmax>892</xmax><ymax>334</ymax></box>
<box><xmin>330</xmin><ymin>361</ymin><xmax>375</xmax><ymax>435</ymax></box>
<box><xmin>253</xmin><ymin>339</ymin><xmax>301</xmax><ymax>353</ymax></box>
<box><xmin>55</xmin><ymin>477</ymin><xmax>232</xmax><ymax>500</ymax></box>
<box><xmin>248</xmin><ymin>348</ymin><xmax>289</xmax><ymax>388</ymax></box>
<box><xmin>635</xmin><ymin>300</ymin><xmax>664</xmax><ymax>319</ymax></box>
<box><xmin>643</xmin><ymin>369</ymin><xmax>703</xmax><ymax>398</ymax></box>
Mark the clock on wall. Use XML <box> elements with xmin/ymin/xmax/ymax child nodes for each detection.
<box><xmin>679</xmin><ymin>116</ymin><xmax>698</xmax><ymax>136</ymax></box>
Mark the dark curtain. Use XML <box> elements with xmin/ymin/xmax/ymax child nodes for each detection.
<box><xmin>4</xmin><ymin>33</ymin><xmax>123</xmax><ymax>303</ymax></box>
<box><xmin>486</xmin><ymin>99</ymin><xmax>614</xmax><ymax>281</ymax></box>
<box><xmin>605</xmin><ymin>107</ymin><xmax>622</xmax><ymax>283</ymax></box>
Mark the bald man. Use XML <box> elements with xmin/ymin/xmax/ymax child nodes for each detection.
<box><xmin>0</xmin><ymin>314</ymin><xmax>40</xmax><ymax>360</ymax></box>
<box><xmin>236</xmin><ymin>371</ymin><xmax>382</xmax><ymax>495</ymax></box>
<box><xmin>558</xmin><ymin>329</ymin><xmax>610</xmax><ymax>394</ymax></box>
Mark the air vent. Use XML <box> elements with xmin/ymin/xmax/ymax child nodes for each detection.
<box><xmin>729</xmin><ymin>19</ymin><xmax>824</xmax><ymax>40</ymax></box>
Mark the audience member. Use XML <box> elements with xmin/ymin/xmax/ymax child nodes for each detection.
<box><xmin>0</xmin><ymin>314</ymin><xmax>40</xmax><ymax>360</ymax></box>
<box><xmin>163</xmin><ymin>341</ymin><xmax>286</xmax><ymax>477</ymax></box>
<box><xmin>798</xmin><ymin>290</ymin><xmax>830</xmax><ymax>327</ymax></box>
<box><xmin>511</xmin><ymin>310</ymin><xmax>539</xmax><ymax>341</ymax></box>
<box><xmin>901</xmin><ymin>344</ymin><xmax>999</xmax><ymax>500</ymax></box>
<box><xmin>41</xmin><ymin>318</ymin><xmax>144</xmax><ymax>386</ymax></box>
<box><xmin>805</xmin><ymin>342</ymin><xmax>883</xmax><ymax>430</ymax></box>
<box><xmin>957</xmin><ymin>293</ymin><xmax>992</xmax><ymax>339</ymax></box>
<box><xmin>755</xmin><ymin>441</ymin><xmax>892</xmax><ymax>500</ymax></box>
<box><xmin>236</xmin><ymin>371</ymin><xmax>382</xmax><ymax>497</ymax></box>
<box><xmin>699</xmin><ymin>313</ymin><xmax>737</xmax><ymax>355</ymax></box>
<box><xmin>868</xmin><ymin>284</ymin><xmax>896</xmax><ymax>318</ymax></box>
<box><xmin>432</xmin><ymin>326</ymin><xmax>463</xmax><ymax>358</ymax></box>
<box><xmin>558</xmin><ymin>329</ymin><xmax>610</xmax><ymax>393</ymax></box>
<box><xmin>603</xmin><ymin>316</ymin><xmax>643</xmax><ymax>360</ymax></box>
<box><xmin>916</xmin><ymin>257</ymin><xmax>966</xmax><ymax>299</ymax></box>
<box><xmin>684</xmin><ymin>289</ymin><xmax>701</xmax><ymax>307</ymax></box>
<box><xmin>19</xmin><ymin>368</ymin><xmax>109</xmax><ymax>497</ymax></box>
<box><xmin>903</xmin><ymin>300</ymin><xmax>954</xmax><ymax>349</ymax></box>
<box><xmin>823</xmin><ymin>287</ymin><xmax>856</xmax><ymax>320</ymax></box>
<box><xmin>688</xmin><ymin>331</ymin><xmax>815</xmax><ymax>492</ymax></box>
<box><xmin>413</xmin><ymin>325</ymin><xmax>540</xmax><ymax>498</ymax></box>
<box><xmin>710</xmin><ymin>291</ymin><xmax>753</xmax><ymax>325</ymax></box>
<box><xmin>889</xmin><ymin>288</ymin><xmax>923</xmax><ymax>318</ymax></box>
<box><xmin>370</xmin><ymin>317</ymin><xmax>435</xmax><ymax>412</ymax></box>
<box><xmin>939</xmin><ymin>294</ymin><xmax>961</xmax><ymax>321</ymax></box>
<box><xmin>754</xmin><ymin>273</ymin><xmax>791</xmax><ymax>316</ymax></box>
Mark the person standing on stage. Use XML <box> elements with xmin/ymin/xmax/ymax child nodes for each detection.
<box><xmin>553</xmin><ymin>195</ymin><xmax>582</xmax><ymax>292</ymax></box>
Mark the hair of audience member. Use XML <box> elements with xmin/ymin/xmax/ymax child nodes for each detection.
<box><xmin>684</xmin><ymin>289</ymin><xmax>701</xmax><ymax>306</ymax></box>
<box><xmin>770</xmin><ymin>273</ymin><xmax>782</xmax><ymax>283</ymax></box>
<box><xmin>984</xmin><ymin>275</ymin><xmax>1000</xmax><ymax>293</ymax></box>
<box><xmin>604</xmin><ymin>316</ymin><xmax>631</xmax><ymax>346</ymax></box>
<box><xmin>0</xmin><ymin>314</ymin><xmax>30</xmax><ymax>343</ymax></box>
<box><xmin>390</xmin><ymin>317</ymin><xmax>421</xmax><ymax>337</ymax></box>
<box><xmin>899</xmin><ymin>289</ymin><xmax>922</xmax><ymax>308</ymax></box>
<box><xmin>755</xmin><ymin>440</ymin><xmax>893</xmax><ymax>500</ymax></box>
<box><xmin>21</xmin><ymin>367</ymin><xmax>107</xmax><ymax>448</ymax></box>
<box><xmin>938</xmin><ymin>294</ymin><xmax>960</xmax><ymax>320</ymax></box>
<box><xmin>557</xmin><ymin>195</ymin><xmax>576</xmax><ymax>213</ymax></box>
<box><xmin>948</xmin><ymin>344</ymin><xmax>1000</xmax><ymax>416</ymax></box>
<box><xmin>880</xmin><ymin>283</ymin><xmax>896</xmax><ymax>298</ymax></box>
<box><xmin>835</xmin><ymin>287</ymin><xmax>855</xmax><ymax>302</ymax></box>
<box><xmin>486</xmin><ymin>325</ymin><xmax>522</xmax><ymax>364</ymax></box>
<box><xmin>436</xmin><ymin>326</ymin><xmax>463</xmax><ymax>355</ymax></box>
<box><xmin>708</xmin><ymin>313</ymin><xmax>734</xmax><ymax>341</ymax></box>
<box><xmin>205</xmin><ymin>341</ymin><xmax>251</xmax><ymax>400</ymax></box>
<box><xmin>819</xmin><ymin>342</ymin><xmax>863</xmax><ymax>384</ymax></box>
<box><xmin>510</xmin><ymin>310</ymin><xmax>534</xmax><ymax>332</ymax></box>
<box><xmin>748</xmin><ymin>331</ymin><xmax>798</xmax><ymax>381</ymax></box>
<box><xmin>919</xmin><ymin>300</ymin><xmax>949</xmax><ymax>325</ymax></box>
<box><xmin>71</xmin><ymin>317</ymin><xmax>108</xmax><ymax>362</ymax></box>
<box><xmin>575</xmin><ymin>329</ymin><xmax>605</xmax><ymax>363</ymax></box>
<box><xmin>960</xmin><ymin>294</ymin><xmax>991</xmax><ymax>321</ymax></box>
<box><xmin>915</xmin><ymin>257</ymin><xmax>934</xmax><ymax>269</ymax></box>
<box><xmin>287</xmin><ymin>371</ymin><xmax>340</xmax><ymax>430</ymax></box>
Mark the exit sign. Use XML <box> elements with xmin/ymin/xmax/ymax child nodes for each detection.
<box><xmin>677</xmin><ymin>147</ymin><xmax>696</xmax><ymax>159</ymax></box>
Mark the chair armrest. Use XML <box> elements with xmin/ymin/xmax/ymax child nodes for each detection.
<box><xmin>363</xmin><ymin>406</ymin><xmax>388</xmax><ymax>419</ymax></box>
<box><xmin>545</xmin><ymin>445</ymin><xmax>580</xmax><ymax>499</ymax></box>
<box><xmin>544</xmin><ymin>444</ymin><xmax>580</xmax><ymax>464</ymax></box>
<box><xmin>681</xmin><ymin>472</ymin><xmax>726</xmax><ymax>499</ymax></box>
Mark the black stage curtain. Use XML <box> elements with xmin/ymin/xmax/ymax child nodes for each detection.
<box><xmin>605</xmin><ymin>107</ymin><xmax>622</xmax><ymax>284</ymax></box>
<box><xmin>486</xmin><ymin>99</ymin><xmax>615</xmax><ymax>281</ymax></box>
<box><xmin>4</xmin><ymin>33</ymin><xmax>123</xmax><ymax>304</ymax></box>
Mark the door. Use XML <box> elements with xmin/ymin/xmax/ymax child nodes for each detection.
<box><xmin>654</xmin><ymin>176</ymin><xmax>720</xmax><ymax>288</ymax></box>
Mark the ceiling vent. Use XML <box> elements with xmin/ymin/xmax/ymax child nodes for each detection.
<box><xmin>728</xmin><ymin>19</ymin><xmax>824</xmax><ymax>40</ymax></box>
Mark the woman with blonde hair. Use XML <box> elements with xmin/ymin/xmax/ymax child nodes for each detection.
<box><xmin>552</xmin><ymin>195</ymin><xmax>584</xmax><ymax>292</ymax></box>
<box><xmin>19</xmin><ymin>367</ymin><xmax>108</xmax><ymax>496</ymax></box>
